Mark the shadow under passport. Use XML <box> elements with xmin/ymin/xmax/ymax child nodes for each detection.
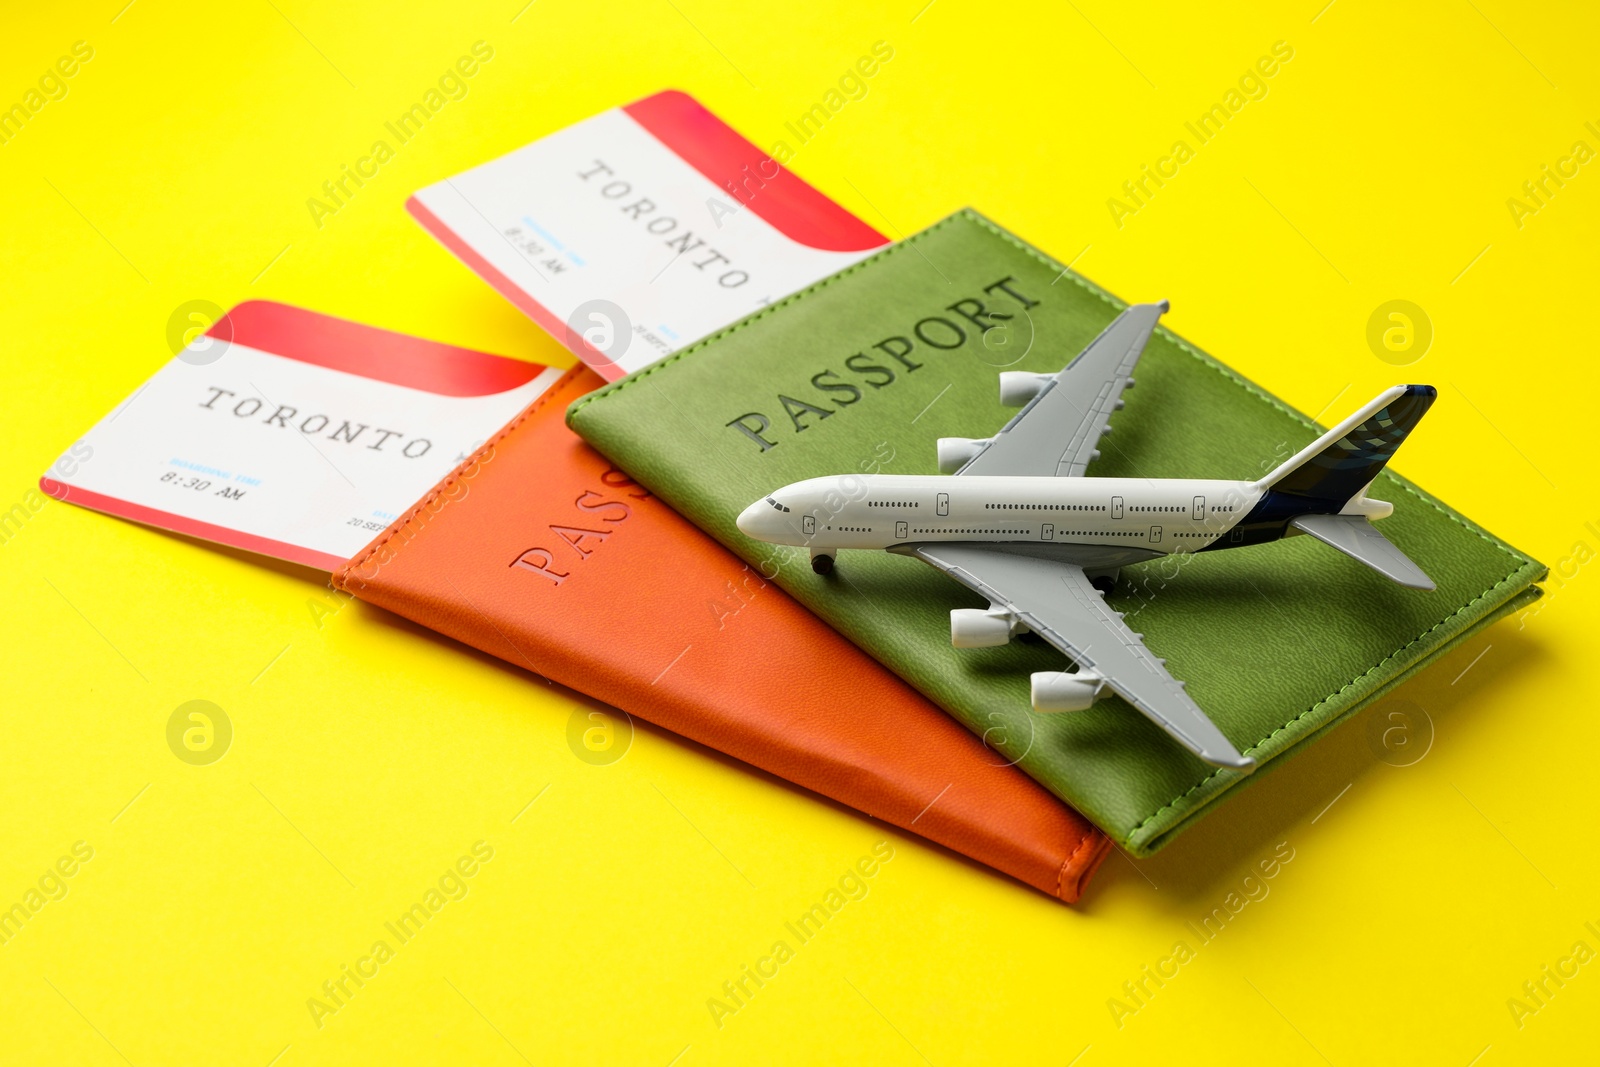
<box><xmin>1083</xmin><ymin>620</ymin><xmax>1547</xmax><ymax>908</ymax></box>
<box><xmin>146</xmin><ymin>521</ymin><xmax>1100</xmax><ymax>904</ymax></box>
<box><xmin>148</xmin><ymin>520</ymin><xmax>1550</xmax><ymax>913</ymax></box>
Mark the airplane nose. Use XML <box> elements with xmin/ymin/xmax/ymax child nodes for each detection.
<box><xmin>736</xmin><ymin>500</ymin><xmax>768</xmax><ymax>538</ymax></box>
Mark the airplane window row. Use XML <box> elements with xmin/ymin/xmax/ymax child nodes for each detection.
<box><xmin>827</xmin><ymin>526</ymin><xmax>874</xmax><ymax>532</ymax></box>
<box><xmin>1131</xmin><ymin>505</ymin><xmax>1188</xmax><ymax>512</ymax></box>
<box><xmin>1046</xmin><ymin>531</ymin><xmax>1147</xmax><ymax>539</ymax></box>
<box><xmin>867</xmin><ymin>501</ymin><xmax>919</xmax><ymax>507</ymax></box>
<box><xmin>984</xmin><ymin>503</ymin><xmax>1105</xmax><ymax>511</ymax></box>
<box><xmin>1053</xmin><ymin>530</ymin><xmax>1193</xmax><ymax>538</ymax></box>
<box><xmin>911</xmin><ymin>529</ymin><xmax>1028</xmax><ymax>535</ymax></box>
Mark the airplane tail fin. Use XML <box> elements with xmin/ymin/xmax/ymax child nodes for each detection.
<box><xmin>1254</xmin><ymin>385</ymin><xmax>1437</xmax><ymax>509</ymax></box>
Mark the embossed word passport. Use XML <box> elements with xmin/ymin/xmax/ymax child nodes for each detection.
<box><xmin>407</xmin><ymin>89</ymin><xmax>889</xmax><ymax>380</ymax></box>
<box><xmin>566</xmin><ymin>208</ymin><xmax>1547</xmax><ymax>855</ymax></box>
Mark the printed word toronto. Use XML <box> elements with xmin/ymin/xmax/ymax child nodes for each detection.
<box><xmin>577</xmin><ymin>159</ymin><xmax>749</xmax><ymax>289</ymax></box>
<box><xmin>198</xmin><ymin>387</ymin><xmax>434</xmax><ymax>459</ymax></box>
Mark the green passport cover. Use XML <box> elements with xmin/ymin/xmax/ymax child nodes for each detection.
<box><xmin>566</xmin><ymin>209</ymin><xmax>1545</xmax><ymax>855</ymax></box>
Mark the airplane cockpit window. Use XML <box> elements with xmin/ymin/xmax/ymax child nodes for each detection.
<box><xmin>765</xmin><ymin>497</ymin><xmax>791</xmax><ymax>513</ymax></box>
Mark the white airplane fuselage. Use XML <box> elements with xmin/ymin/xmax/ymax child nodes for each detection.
<box><xmin>738</xmin><ymin>473</ymin><xmax>1393</xmax><ymax>558</ymax></box>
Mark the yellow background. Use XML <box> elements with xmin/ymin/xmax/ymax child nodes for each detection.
<box><xmin>2</xmin><ymin>1</ymin><xmax>1596</xmax><ymax>1062</ymax></box>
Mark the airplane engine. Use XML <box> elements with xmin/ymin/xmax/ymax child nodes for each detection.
<box><xmin>998</xmin><ymin>372</ymin><xmax>1053</xmax><ymax>407</ymax></box>
<box><xmin>950</xmin><ymin>608</ymin><xmax>1013</xmax><ymax>648</ymax></box>
<box><xmin>937</xmin><ymin>437</ymin><xmax>990</xmax><ymax>474</ymax></box>
<box><xmin>1030</xmin><ymin>670</ymin><xmax>1105</xmax><ymax>713</ymax></box>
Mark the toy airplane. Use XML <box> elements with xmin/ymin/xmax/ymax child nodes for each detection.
<box><xmin>736</xmin><ymin>301</ymin><xmax>1438</xmax><ymax>771</ymax></box>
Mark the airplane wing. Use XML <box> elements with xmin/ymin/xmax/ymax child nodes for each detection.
<box><xmin>953</xmin><ymin>301</ymin><xmax>1168</xmax><ymax>478</ymax></box>
<box><xmin>894</xmin><ymin>542</ymin><xmax>1256</xmax><ymax>771</ymax></box>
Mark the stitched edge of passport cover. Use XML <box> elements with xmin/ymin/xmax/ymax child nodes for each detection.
<box><xmin>567</xmin><ymin>208</ymin><xmax>1547</xmax><ymax>854</ymax></box>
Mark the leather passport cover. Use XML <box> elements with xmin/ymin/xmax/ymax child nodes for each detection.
<box><xmin>565</xmin><ymin>208</ymin><xmax>1547</xmax><ymax>856</ymax></box>
<box><xmin>333</xmin><ymin>365</ymin><xmax>1111</xmax><ymax>903</ymax></box>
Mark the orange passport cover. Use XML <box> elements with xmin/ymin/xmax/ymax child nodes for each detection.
<box><xmin>334</xmin><ymin>367</ymin><xmax>1109</xmax><ymax>902</ymax></box>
